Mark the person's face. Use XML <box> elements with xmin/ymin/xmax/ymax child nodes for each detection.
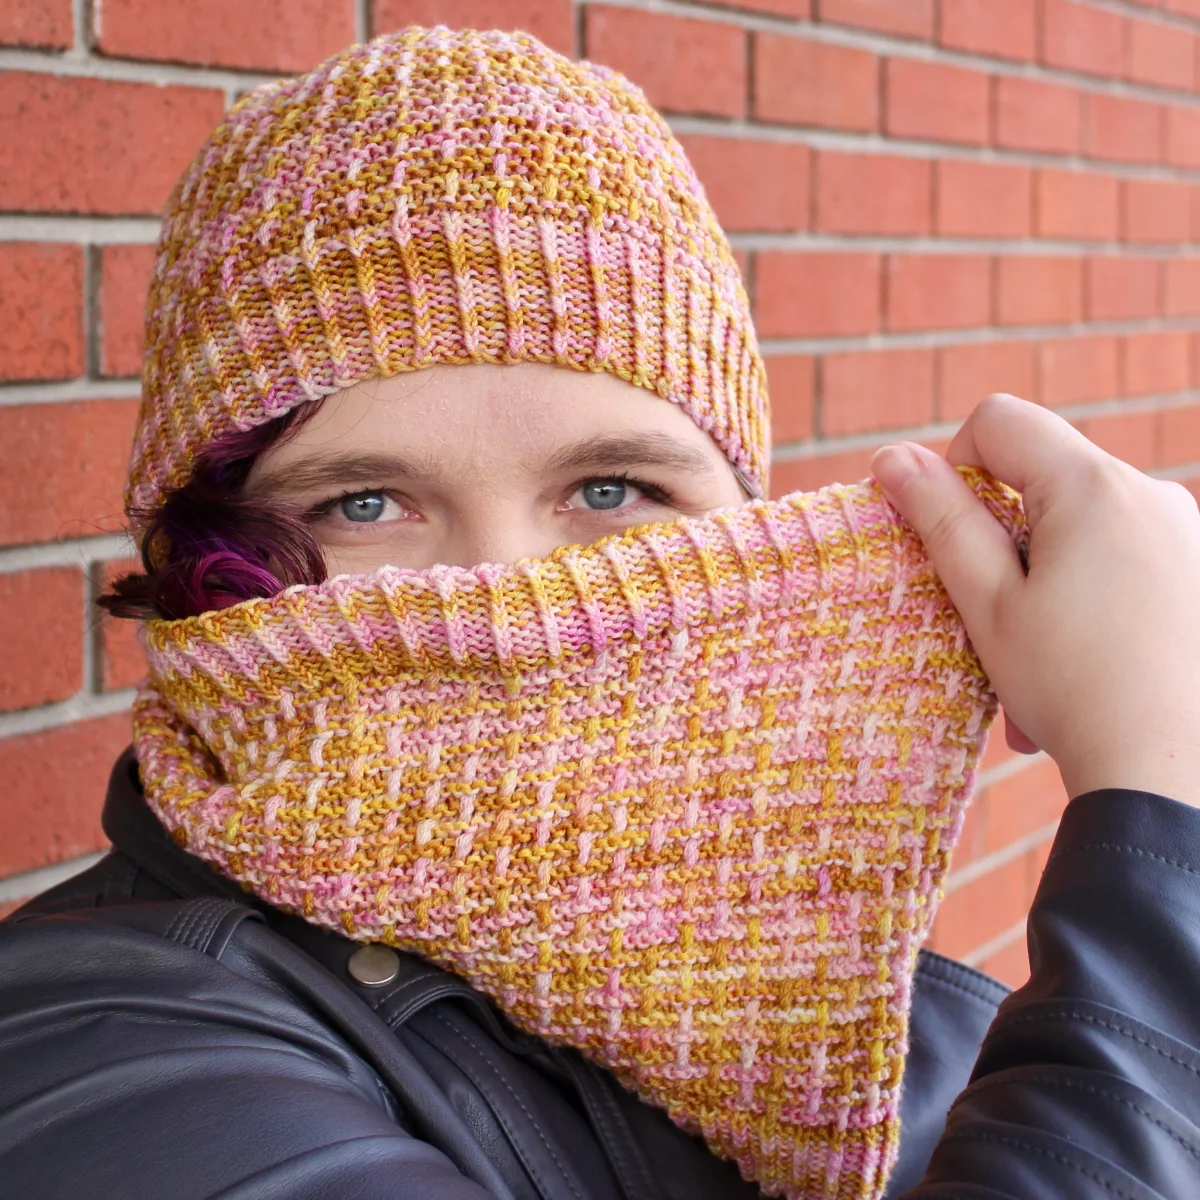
<box><xmin>246</xmin><ymin>363</ymin><xmax>750</xmax><ymax>575</ymax></box>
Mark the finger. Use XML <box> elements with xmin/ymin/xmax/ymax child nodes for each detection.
<box><xmin>945</xmin><ymin>393</ymin><xmax>1100</xmax><ymax>493</ymax></box>
<box><xmin>871</xmin><ymin>441</ymin><xmax>1024</xmax><ymax>659</ymax></box>
<box><xmin>1003</xmin><ymin>710</ymin><xmax>1040</xmax><ymax>755</ymax></box>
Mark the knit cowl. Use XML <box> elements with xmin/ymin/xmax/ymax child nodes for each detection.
<box><xmin>133</xmin><ymin>470</ymin><xmax>1027</xmax><ymax>1199</ymax></box>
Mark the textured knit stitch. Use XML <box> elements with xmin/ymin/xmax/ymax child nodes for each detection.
<box><xmin>125</xmin><ymin>26</ymin><xmax>767</xmax><ymax>512</ymax></box>
<box><xmin>134</xmin><ymin>469</ymin><xmax>1029</xmax><ymax>1200</ymax></box>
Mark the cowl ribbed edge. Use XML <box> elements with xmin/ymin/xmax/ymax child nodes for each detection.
<box><xmin>140</xmin><ymin>469</ymin><xmax>1026</xmax><ymax>696</ymax></box>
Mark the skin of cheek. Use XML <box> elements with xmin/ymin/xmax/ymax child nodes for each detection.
<box><xmin>248</xmin><ymin>363</ymin><xmax>750</xmax><ymax>574</ymax></box>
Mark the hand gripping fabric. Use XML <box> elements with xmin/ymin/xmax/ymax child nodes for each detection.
<box><xmin>133</xmin><ymin>470</ymin><xmax>1028</xmax><ymax>1199</ymax></box>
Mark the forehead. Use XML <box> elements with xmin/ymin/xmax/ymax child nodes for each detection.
<box><xmin>256</xmin><ymin>362</ymin><xmax>725</xmax><ymax>476</ymax></box>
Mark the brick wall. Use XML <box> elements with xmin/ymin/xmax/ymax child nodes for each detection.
<box><xmin>2</xmin><ymin>0</ymin><xmax>1198</xmax><ymax>986</ymax></box>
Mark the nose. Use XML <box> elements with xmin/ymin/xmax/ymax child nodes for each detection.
<box><xmin>438</xmin><ymin>512</ymin><xmax>561</xmax><ymax>570</ymax></box>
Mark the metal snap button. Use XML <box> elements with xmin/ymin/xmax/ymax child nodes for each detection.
<box><xmin>347</xmin><ymin>943</ymin><xmax>400</xmax><ymax>987</ymax></box>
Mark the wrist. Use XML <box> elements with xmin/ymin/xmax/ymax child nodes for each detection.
<box><xmin>1058</xmin><ymin>739</ymin><xmax>1200</xmax><ymax>808</ymax></box>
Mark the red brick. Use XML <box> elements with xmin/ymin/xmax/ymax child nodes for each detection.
<box><xmin>971</xmin><ymin>757</ymin><xmax>1069</xmax><ymax>864</ymax></box>
<box><xmin>996</xmin><ymin>256</ymin><xmax>1083</xmax><ymax>327</ymax></box>
<box><xmin>729</xmin><ymin>247</ymin><xmax>748</xmax><ymax>286</ymax></box>
<box><xmin>980</xmin><ymin>712</ymin><xmax>1024</xmax><ymax>772</ymax></box>
<box><xmin>754</xmin><ymin>35</ymin><xmax>878</xmax><ymax>131</ymax></box>
<box><xmin>0</xmin><ymin>74</ymin><xmax>223</xmax><ymax>216</ymax></box>
<box><xmin>1165</xmin><ymin>104</ymin><xmax>1200</xmax><ymax>168</ymax></box>
<box><xmin>97</xmin><ymin>244</ymin><xmax>154</xmax><ymax>379</ymax></box>
<box><xmin>1038</xmin><ymin>335</ymin><xmax>1120</xmax><ymax>407</ymax></box>
<box><xmin>0</xmin><ymin>714</ymin><xmax>127</xmax><ymax>876</ymax></box>
<box><xmin>938</xmin><ymin>341</ymin><xmax>1038</xmax><ymax>420</ymax></box>
<box><xmin>375</xmin><ymin>0</ymin><xmax>574</xmax><ymax>55</ymax></box>
<box><xmin>885</xmin><ymin>58</ymin><xmax>989</xmax><ymax>146</ymax></box>
<box><xmin>1086</xmin><ymin>256</ymin><xmax>1161</xmax><ymax>320</ymax></box>
<box><xmin>977</xmin><ymin>935</ymin><xmax>1030</xmax><ymax>989</ymax></box>
<box><xmin>1160</xmin><ymin>404</ymin><xmax>1200</xmax><ymax>466</ymax></box>
<box><xmin>1074</xmin><ymin>409</ymin><xmax>1159</xmax><ymax>469</ymax></box>
<box><xmin>0</xmin><ymin>0</ymin><xmax>72</xmax><ymax>48</ymax></box>
<box><xmin>1086</xmin><ymin>93</ymin><xmax>1163</xmax><ymax>164</ymax></box>
<box><xmin>814</xmin><ymin>152</ymin><xmax>931</xmax><ymax>235</ymax></box>
<box><xmin>1164</xmin><ymin>257</ymin><xmax>1200</xmax><ymax>315</ymax></box>
<box><xmin>885</xmin><ymin>255</ymin><xmax>991</xmax><ymax>332</ymax></box>
<box><xmin>98</xmin><ymin>0</ymin><xmax>356</xmax><ymax>72</ymax></box>
<box><xmin>933</xmin><ymin>852</ymin><xmax>1033</xmax><ymax>959</ymax></box>
<box><xmin>755</xmin><ymin>252</ymin><xmax>881</xmax><ymax>338</ymax></box>
<box><xmin>815</xmin><ymin>0</ymin><xmax>933</xmax><ymax>39</ymax></box>
<box><xmin>1120</xmin><ymin>330</ymin><xmax>1191</xmax><ymax>396</ymax></box>
<box><xmin>1122</xmin><ymin>178</ymin><xmax>1192</xmax><ymax>243</ymax></box>
<box><xmin>994</xmin><ymin>76</ymin><xmax>1083</xmax><ymax>156</ymax></box>
<box><xmin>585</xmin><ymin>7</ymin><xmax>746</xmax><ymax>119</ymax></box>
<box><xmin>770</xmin><ymin>447</ymin><xmax>878</xmax><ymax>497</ymax></box>
<box><xmin>0</xmin><ymin>400</ymin><xmax>139</xmax><ymax>547</ymax></box>
<box><xmin>679</xmin><ymin>137</ymin><xmax>810</xmax><ymax>235</ymax></box>
<box><xmin>936</xmin><ymin>160</ymin><xmax>1032</xmax><ymax>239</ymax></box>
<box><xmin>919</xmin><ymin>435</ymin><xmax>952</xmax><ymax>461</ymax></box>
<box><xmin>819</xmin><ymin>349</ymin><xmax>936</xmax><ymax>438</ymax></box>
<box><xmin>939</xmin><ymin>0</ymin><xmax>1037</xmax><ymax>62</ymax></box>
<box><xmin>0</xmin><ymin>568</ymin><xmax>83</xmax><ymax>712</ymax></box>
<box><xmin>98</xmin><ymin>559</ymin><xmax>147</xmax><ymax>692</ymax></box>
<box><xmin>1125</xmin><ymin>15</ymin><xmax>1195</xmax><ymax>91</ymax></box>
<box><xmin>765</xmin><ymin>355</ymin><xmax>816</xmax><ymax>445</ymax></box>
<box><xmin>708</xmin><ymin>0</ymin><xmax>811</xmax><ymax>14</ymax></box>
<box><xmin>0</xmin><ymin>243</ymin><xmax>83</xmax><ymax>383</ymax></box>
<box><xmin>1041</xmin><ymin>0</ymin><xmax>1125</xmax><ymax>78</ymax></box>
<box><xmin>1034</xmin><ymin>168</ymin><xmax>1120</xmax><ymax>240</ymax></box>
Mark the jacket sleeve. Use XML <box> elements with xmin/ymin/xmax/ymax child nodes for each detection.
<box><xmin>0</xmin><ymin>909</ymin><xmax>497</xmax><ymax>1200</ymax></box>
<box><xmin>906</xmin><ymin>787</ymin><xmax>1200</xmax><ymax>1199</ymax></box>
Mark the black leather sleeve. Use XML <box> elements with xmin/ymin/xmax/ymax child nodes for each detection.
<box><xmin>908</xmin><ymin>788</ymin><xmax>1200</xmax><ymax>1199</ymax></box>
<box><xmin>0</xmin><ymin>906</ymin><xmax>494</xmax><ymax>1200</ymax></box>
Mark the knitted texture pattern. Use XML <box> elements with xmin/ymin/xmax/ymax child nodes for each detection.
<box><xmin>126</xmin><ymin>25</ymin><xmax>767</xmax><ymax>512</ymax></box>
<box><xmin>134</xmin><ymin>470</ymin><xmax>1027</xmax><ymax>1200</ymax></box>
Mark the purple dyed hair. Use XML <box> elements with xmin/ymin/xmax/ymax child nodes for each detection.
<box><xmin>100</xmin><ymin>405</ymin><xmax>327</xmax><ymax>621</ymax></box>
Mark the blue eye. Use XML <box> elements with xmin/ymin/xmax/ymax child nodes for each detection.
<box><xmin>581</xmin><ymin>480</ymin><xmax>628</xmax><ymax>510</ymax></box>
<box><xmin>339</xmin><ymin>492</ymin><xmax>387</xmax><ymax>522</ymax></box>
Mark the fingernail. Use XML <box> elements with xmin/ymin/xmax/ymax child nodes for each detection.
<box><xmin>871</xmin><ymin>444</ymin><xmax>921</xmax><ymax>494</ymax></box>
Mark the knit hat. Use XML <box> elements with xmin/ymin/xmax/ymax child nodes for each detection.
<box><xmin>125</xmin><ymin>25</ymin><xmax>768</xmax><ymax>513</ymax></box>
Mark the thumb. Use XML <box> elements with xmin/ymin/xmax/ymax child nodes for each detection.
<box><xmin>870</xmin><ymin>442</ymin><xmax>1025</xmax><ymax>663</ymax></box>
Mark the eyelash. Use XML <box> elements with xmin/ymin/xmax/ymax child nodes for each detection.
<box><xmin>305</xmin><ymin>474</ymin><xmax>675</xmax><ymax>522</ymax></box>
<box><xmin>581</xmin><ymin>472</ymin><xmax>673</xmax><ymax>508</ymax></box>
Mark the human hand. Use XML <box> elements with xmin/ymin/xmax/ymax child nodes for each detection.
<box><xmin>870</xmin><ymin>394</ymin><xmax>1200</xmax><ymax>806</ymax></box>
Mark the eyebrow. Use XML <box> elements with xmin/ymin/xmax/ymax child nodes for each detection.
<box><xmin>248</xmin><ymin>451</ymin><xmax>434</xmax><ymax>497</ymax></box>
<box><xmin>540</xmin><ymin>433</ymin><xmax>717</xmax><ymax>476</ymax></box>
<box><xmin>249</xmin><ymin>432</ymin><xmax>718</xmax><ymax>497</ymax></box>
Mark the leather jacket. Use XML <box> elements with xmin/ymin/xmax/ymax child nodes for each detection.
<box><xmin>1</xmin><ymin>748</ymin><xmax>1198</xmax><ymax>1198</ymax></box>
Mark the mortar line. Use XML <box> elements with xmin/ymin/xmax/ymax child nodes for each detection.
<box><xmin>0</xmin><ymin>689</ymin><xmax>135</xmax><ymax>741</ymax></box>
<box><xmin>945</xmin><ymin>820</ymin><xmax>1062</xmax><ymax>893</ymax></box>
<box><xmin>770</xmin><ymin>390</ymin><xmax>1200</xmax><ymax>463</ymax></box>
<box><xmin>756</xmin><ymin>317</ymin><xmax>1200</xmax><ymax>358</ymax></box>
<box><xmin>0</xmin><ymin>46</ymin><xmax>277</xmax><ymax>91</ymax></box>
<box><xmin>667</xmin><ymin>115</ymin><xmax>1200</xmax><ymax>182</ymax></box>
<box><xmin>0</xmin><ymin>534</ymin><xmax>136</xmax><ymax>575</ymax></box>
<box><xmin>960</xmin><ymin>917</ymin><xmax>1028</xmax><ymax>970</ymax></box>
<box><xmin>725</xmin><ymin>231</ymin><xmax>1198</xmax><ymax>255</ymax></box>
<box><xmin>0</xmin><ymin>852</ymin><xmax>109</xmax><ymax>903</ymax></box>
